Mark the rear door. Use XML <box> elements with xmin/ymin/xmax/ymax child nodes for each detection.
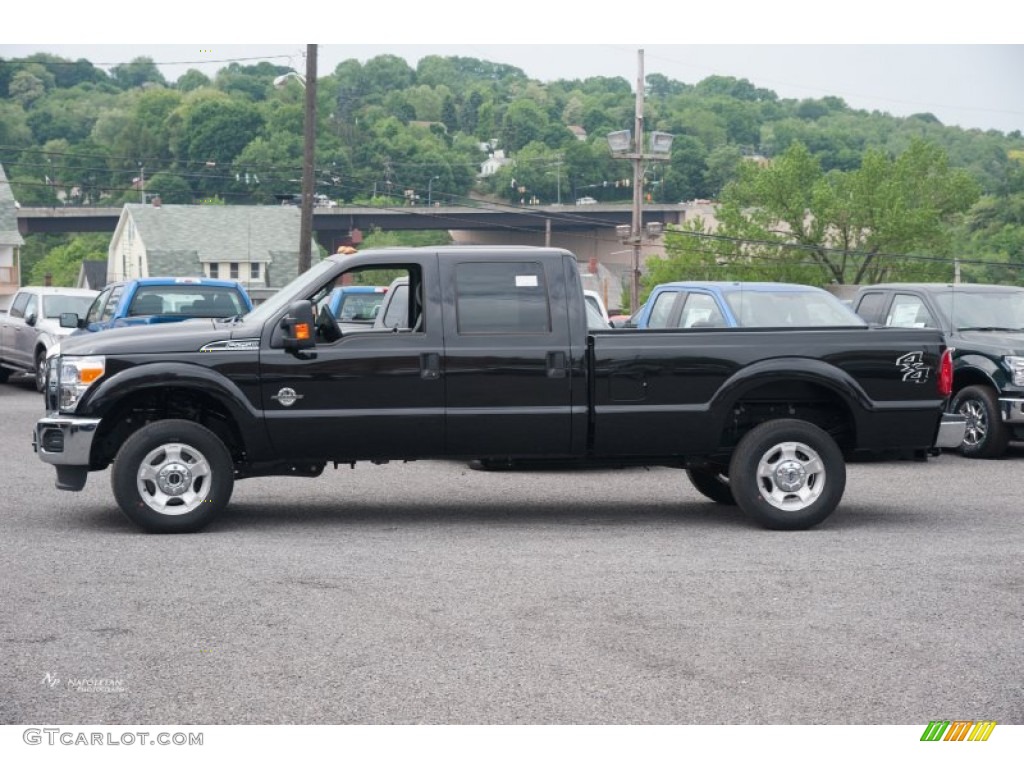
<box><xmin>440</xmin><ymin>255</ymin><xmax>574</xmax><ymax>457</ymax></box>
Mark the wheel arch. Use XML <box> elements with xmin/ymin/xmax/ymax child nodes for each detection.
<box><xmin>83</xmin><ymin>364</ymin><xmax>267</xmax><ymax>469</ymax></box>
<box><xmin>707</xmin><ymin>358</ymin><xmax>862</xmax><ymax>453</ymax></box>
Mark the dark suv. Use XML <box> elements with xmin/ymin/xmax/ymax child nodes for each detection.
<box><xmin>852</xmin><ymin>283</ymin><xmax>1024</xmax><ymax>458</ymax></box>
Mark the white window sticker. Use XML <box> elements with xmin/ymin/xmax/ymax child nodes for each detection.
<box><xmin>515</xmin><ymin>275</ymin><xmax>539</xmax><ymax>288</ymax></box>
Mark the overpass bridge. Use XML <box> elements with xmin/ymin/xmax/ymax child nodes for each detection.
<box><xmin>15</xmin><ymin>202</ymin><xmax>688</xmax><ymax>251</ymax></box>
<box><xmin>16</xmin><ymin>202</ymin><xmax>699</xmax><ymax>311</ymax></box>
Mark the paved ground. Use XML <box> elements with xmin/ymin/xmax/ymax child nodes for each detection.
<box><xmin>1</xmin><ymin>375</ymin><xmax>1021</xmax><ymax>725</ymax></box>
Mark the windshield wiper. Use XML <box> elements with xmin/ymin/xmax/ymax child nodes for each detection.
<box><xmin>215</xmin><ymin>314</ymin><xmax>246</xmax><ymax>324</ymax></box>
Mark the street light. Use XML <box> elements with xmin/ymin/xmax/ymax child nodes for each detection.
<box><xmin>427</xmin><ymin>175</ymin><xmax>440</xmax><ymax>207</ymax></box>
<box><xmin>273</xmin><ymin>46</ymin><xmax>317</xmax><ymax>274</ymax></box>
<box><xmin>607</xmin><ymin>49</ymin><xmax>673</xmax><ymax>314</ymax></box>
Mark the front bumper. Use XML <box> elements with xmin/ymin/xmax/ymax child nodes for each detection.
<box><xmin>934</xmin><ymin>412</ymin><xmax>967</xmax><ymax>449</ymax></box>
<box><xmin>999</xmin><ymin>397</ymin><xmax>1024</xmax><ymax>424</ymax></box>
<box><xmin>32</xmin><ymin>414</ymin><xmax>101</xmax><ymax>491</ymax></box>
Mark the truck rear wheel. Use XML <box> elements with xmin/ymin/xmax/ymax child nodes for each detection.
<box><xmin>111</xmin><ymin>419</ymin><xmax>233</xmax><ymax>533</ymax></box>
<box><xmin>728</xmin><ymin>419</ymin><xmax>845</xmax><ymax>530</ymax></box>
<box><xmin>950</xmin><ymin>385</ymin><xmax>1009</xmax><ymax>459</ymax></box>
<box><xmin>686</xmin><ymin>466</ymin><xmax>736</xmax><ymax>505</ymax></box>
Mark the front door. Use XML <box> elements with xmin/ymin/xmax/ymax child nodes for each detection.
<box><xmin>259</xmin><ymin>259</ymin><xmax>445</xmax><ymax>462</ymax></box>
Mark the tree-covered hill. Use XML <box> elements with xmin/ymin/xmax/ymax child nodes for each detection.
<box><xmin>2</xmin><ymin>51</ymin><xmax>1022</xmax><ymax>286</ymax></box>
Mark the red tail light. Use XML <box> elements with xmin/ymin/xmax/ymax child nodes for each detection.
<box><xmin>938</xmin><ymin>348</ymin><xmax>953</xmax><ymax>397</ymax></box>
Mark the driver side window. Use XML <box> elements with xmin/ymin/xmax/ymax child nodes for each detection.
<box><xmin>314</xmin><ymin>265</ymin><xmax>422</xmax><ymax>344</ymax></box>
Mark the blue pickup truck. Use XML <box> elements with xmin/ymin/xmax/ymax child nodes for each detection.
<box><xmin>634</xmin><ymin>281</ymin><xmax>865</xmax><ymax>329</ymax></box>
<box><xmin>62</xmin><ymin>277</ymin><xmax>253</xmax><ymax>335</ymax></box>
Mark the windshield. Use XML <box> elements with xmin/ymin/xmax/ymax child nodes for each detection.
<box><xmin>128</xmin><ymin>286</ymin><xmax>247</xmax><ymax>317</ymax></box>
<box><xmin>725</xmin><ymin>290</ymin><xmax>866</xmax><ymax>327</ymax></box>
<box><xmin>242</xmin><ymin>258</ymin><xmax>340</xmax><ymax>326</ymax></box>
<box><xmin>933</xmin><ymin>290</ymin><xmax>1024</xmax><ymax>331</ymax></box>
<box><xmin>43</xmin><ymin>295</ymin><xmax>94</xmax><ymax>318</ymax></box>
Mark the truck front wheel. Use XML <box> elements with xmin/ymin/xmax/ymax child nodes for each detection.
<box><xmin>111</xmin><ymin>419</ymin><xmax>233</xmax><ymax>533</ymax></box>
<box><xmin>950</xmin><ymin>385</ymin><xmax>1009</xmax><ymax>459</ymax></box>
<box><xmin>728</xmin><ymin>419</ymin><xmax>845</xmax><ymax>530</ymax></box>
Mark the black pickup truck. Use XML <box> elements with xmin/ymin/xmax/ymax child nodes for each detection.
<box><xmin>851</xmin><ymin>282</ymin><xmax>1024</xmax><ymax>458</ymax></box>
<box><xmin>34</xmin><ymin>246</ymin><xmax>964</xmax><ymax>533</ymax></box>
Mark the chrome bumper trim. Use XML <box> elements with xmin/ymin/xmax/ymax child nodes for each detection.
<box><xmin>33</xmin><ymin>414</ymin><xmax>101</xmax><ymax>467</ymax></box>
<box><xmin>998</xmin><ymin>397</ymin><xmax>1024</xmax><ymax>424</ymax></box>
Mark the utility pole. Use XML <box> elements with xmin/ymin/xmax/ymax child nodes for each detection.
<box><xmin>630</xmin><ymin>50</ymin><xmax>645</xmax><ymax>315</ymax></box>
<box><xmin>606</xmin><ymin>49</ymin><xmax>673</xmax><ymax>314</ymax></box>
<box><xmin>299</xmin><ymin>44</ymin><xmax>318</xmax><ymax>274</ymax></box>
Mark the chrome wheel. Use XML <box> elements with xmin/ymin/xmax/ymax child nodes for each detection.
<box><xmin>755</xmin><ymin>441</ymin><xmax>826</xmax><ymax>511</ymax></box>
<box><xmin>958</xmin><ymin>398</ymin><xmax>987</xmax><ymax>448</ymax></box>
<box><xmin>136</xmin><ymin>442</ymin><xmax>213</xmax><ymax>515</ymax></box>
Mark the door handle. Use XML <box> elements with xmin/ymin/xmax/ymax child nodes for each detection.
<box><xmin>546</xmin><ymin>351</ymin><xmax>567</xmax><ymax>379</ymax></box>
<box><xmin>420</xmin><ymin>352</ymin><xmax>440</xmax><ymax>380</ymax></box>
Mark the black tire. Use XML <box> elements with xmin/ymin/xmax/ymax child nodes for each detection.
<box><xmin>728</xmin><ymin>419</ymin><xmax>846</xmax><ymax>531</ymax></box>
<box><xmin>686</xmin><ymin>466</ymin><xmax>736</xmax><ymax>505</ymax></box>
<box><xmin>0</xmin><ymin>367</ymin><xmax>10</xmax><ymax>384</ymax></box>
<box><xmin>950</xmin><ymin>385</ymin><xmax>1009</xmax><ymax>459</ymax></box>
<box><xmin>111</xmin><ymin>419</ymin><xmax>233</xmax><ymax>533</ymax></box>
<box><xmin>34</xmin><ymin>350</ymin><xmax>47</xmax><ymax>393</ymax></box>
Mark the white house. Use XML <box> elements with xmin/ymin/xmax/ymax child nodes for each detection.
<box><xmin>108</xmin><ymin>202</ymin><xmax>310</xmax><ymax>297</ymax></box>
<box><xmin>0</xmin><ymin>163</ymin><xmax>24</xmax><ymax>307</ymax></box>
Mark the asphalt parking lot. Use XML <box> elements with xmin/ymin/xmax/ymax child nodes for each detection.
<box><xmin>1</xmin><ymin>374</ymin><xmax>1022</xmax><ymax>725</ymax></box>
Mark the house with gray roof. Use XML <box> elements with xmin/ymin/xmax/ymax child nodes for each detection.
<box><xmin>0</xmin><ymin>163</ymin><xmax>25</xmax><ymax>307</ymax></box>
<box><xmin>107</xmin><ymin>202</ymin><xmax>310</xmax><ymax>299</ymax></box>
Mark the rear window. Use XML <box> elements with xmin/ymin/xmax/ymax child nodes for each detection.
<box><xmin>128</xmin><ymin>286</ymin><xmax>246</xmax><ymax>317</ymax></box>
<box><xmin>43</xmin><ymin>295</ymin><xmax>95</xmax><ymax>319</ymax></box>
<box><xmin>725</xmin><ymin>290</ymin><xmax>865</xmax><ymax>327</ymax></box>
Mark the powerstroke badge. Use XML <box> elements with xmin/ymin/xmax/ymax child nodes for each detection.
<box><xmin>271</xmin><ymin>387</ymin><xmax>303</xmax><ymax>407</ymax></box>
<box><xmin>896</xmin><ymin>351</ymin><xmax>931</xmax><ymax>384</ymax></box>
<box><xmin>199</xmin><ymin>339</ymin><xmax>260</xmax><ymax>352</ymax></box>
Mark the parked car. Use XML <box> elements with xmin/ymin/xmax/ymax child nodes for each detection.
<box><xmin>583</xmin><ymin>290</ymin><xmax>610</xmax><ymax>324</ymax></box>
<box><xmin>851</xmin><ymin>282</ymin><xmax>1024</xmax><ymax>458</ymax></box>
<box><xmin>575</xmin><ymin>196</ymin><xmax>598</xmax><ymax>205</ymax></box>
<box><xmin>63</xmin><ymin>277</ymin><xmax>253</xmax><ymax>335</ymax></box>
<box><xmin>324</xmin><ymin>285</ymin><xmax>389</xmax><ymax>331</ymax></box>
<box><xmin>634</xmin><ymin>282</ymin><xmax>866</xmax><ymax>329</ymax></box>
<box><xmin>0</xmin><ymin>287</ymin><xmax>98</xmax><ymax>391</ymax></box>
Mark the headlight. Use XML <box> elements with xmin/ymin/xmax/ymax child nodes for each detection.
<box><xmin>1005</xmin><ymin>356</ymin><xmax>1024</xmax><ymax>387</ymax></box>
<box><xmin>57</xmin><ymin>355</ymin><xmax>106</xmax><ymax>412</ymax></box>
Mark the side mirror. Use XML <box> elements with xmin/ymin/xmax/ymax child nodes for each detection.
<box><xmin>279</xmin><ymin>300</ymin><xmax>317</xmax><ymax>357</ymax></box>
<box><xmin>60</xmin><ymin>313</ymin><xmax>82</xmax><ymax>329</ymax></box>
<box><xmin>25</xmin><ymin>313</ymin><xmax>37</xmax><ymax>327</ymax></box>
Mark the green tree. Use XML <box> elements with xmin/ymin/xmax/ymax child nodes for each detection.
<box><xmin>30</xmin><ymin>234</ymin><xmax>108</xmax><ymax>286</ymax></box>
<box><xmin>110</xmin><ymin>57</ymin><xmax>167</xmax><ymax>90</ymax></box>
<box><xmin>713</xmin><ymin>140</ymin><xmax>981</xmax><ymax>285</ymax></box>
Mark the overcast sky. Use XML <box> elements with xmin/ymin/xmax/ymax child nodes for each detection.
<box><xmin>6</xmin><ymin>4</ymin><xmax>1023</xmax><ymax>134</ymax></box>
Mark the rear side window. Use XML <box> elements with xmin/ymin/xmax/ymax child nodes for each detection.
<box><xmin>679</xmin><ymin>293</ymin><xmax>726</xmax><ymax>328</ymax></box>
<box><xmin>455</xmin><ymin>262</ymin><xmax>550</xmax><ymax>334</ymax></box>
<box><xmin>887</xmin><ymin>294</ymin><xmax>936</xmax><ymax>328</ymax></box>
<box><xmin>855</xmin><ymin>292</ymin><xmax>887</xmax><ymax>323</ymax></box>
<box><xmin>8</xmin><ymin>292</ymin><xmax>30</xmax><ymax>318</ymax></box>
<box><xmin>646</xmin><ymin>290</ymin><xmax>678</xmax><ymax>329</ymax></box>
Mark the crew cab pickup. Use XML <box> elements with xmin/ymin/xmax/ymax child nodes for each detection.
<box><xmin>851</xmin><ymin>282</ymin><xmax>1024</xmax><ymax>458</ymax></box>
<box><xmin>0</xmin><ymin>287</ymin><xmax>97</xmax><ymax>391</ymax></box>
<box><xmin>62</xmin><ymin>277</ymin><xmax>253</xmax><ymax>334</ymax></box>
<box><xmin>33</xmin><ymin>246</ymin><xmax>964</xmax><ymax>534</ymax></box>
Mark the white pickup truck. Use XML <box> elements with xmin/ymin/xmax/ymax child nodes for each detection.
<box><xmin>0</xmin><ymin>286</ymin><xmax>97</xmax><ymax>390</ymax></box>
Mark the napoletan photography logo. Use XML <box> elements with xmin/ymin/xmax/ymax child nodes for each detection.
<box><xmin>920</xmin><ymin>720</ymin><xmax>997</xmax><ymax>742</ymax></box>
<box><xmin>41</xmin><ymin>671</ymin><xmax>128</xmax><ymax>694</ymax></box>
